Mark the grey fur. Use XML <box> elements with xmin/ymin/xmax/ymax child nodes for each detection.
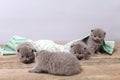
<box><xmin>16</xmin><ymin>42</ymin><xmax>36</xmax><ymax>63</ymax></box>
<box><xmin>29</xmin><ymin>50</ymin><xmax>81</xmax><ymax>76</ymax></box>
<box><xmin>87</xmin><ymin>28</ymin><xmax>106</xmax><ymax>56</ymax></box>
<box><xmin>70</xmin><ymin>41</ymin><xmax>90</xmax><ymax>60</ymax></box>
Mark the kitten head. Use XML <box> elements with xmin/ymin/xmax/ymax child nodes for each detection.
<box><xmin>16</xmin><ymin>43</ymin><xmax>36</xmax><ymax>63</ymax></box>
<box><xmin>90</xmin><ymin>28</ymin><xmax>106</xmax><ymax>43</ymax></box>
<box><xmin>70</xmin><ymin>41</ymin><xmax>90</xmax><ymax>60</ymax></box>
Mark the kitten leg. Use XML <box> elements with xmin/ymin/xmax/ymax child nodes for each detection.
<box><xmin>88</xmin><ymin>48</ymin><xmax>96</xmax><ymax>56</ymax></box>
<box><xmin>95</xmin><ymin>47</ymin><xmax>101</xmax><ymax>55</ymax></box>
<box><xmin>84</xmin><ymin>54</ymin><xmax>90</xmax><ymax>60</ymax></box>
<box><xmin>28</xmin><ymin>66</ymin><xmax>42</xmax><ymax>73</ymax></box>
<box><xmin>96</xmin><ymin>52</ymin><xmax>101</xmax><ymax>55</ymax></box>
<box><xmin>89</xmin><ymin>49</ymin><xmax>96</xmax><ymax>56</ymax></box>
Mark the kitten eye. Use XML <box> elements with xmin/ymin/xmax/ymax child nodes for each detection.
<box><xmin>91</xmin><ymin>29</ymin><xmax>94</xmax><ymax>32</ymax></box>
<box><xmin>71</xmin><ymin>45</ymin><xmax>74</xmax><ymax>48</ymax></box>
<box><xmin>78</xmin><ymin>52</ymin><xmax>81</xmax><ymax>54</ymax></box>
<box><xmin>74</xmin><ymin>52</ymin><xmax>77</xmax><ymax>54</ymax></box>
<box><xmin>94</xmin><ymin>35</ymin><xmax>96</xmax><ymax>37</ymax></box>
<box><xmin>26</xmin><ymin>55</ymin><xmax>29</xmax><ymax>58</ymax></box>
<box><xmin>104</xmin><ymin>32</ymin><xmax>106</xmax><ymax>35</ymax></box>
<box><xmin>17</xmin><ymin>49</ymin><xmax>20</xmax><ymax>52</ymax></box>
<box><xmin>32</xmin><ymin>49</ymin><xmax>34</xmax><ymax>52</ymax></box>
<box><xmin>21</xmin><ymin>56</ymin><xmax>24</xmax><ymax>58</ymax></box>
<box><xmin>84</xmin><ymin>47</ymin><xmax>86</xmax><ymax>50</ymax></box>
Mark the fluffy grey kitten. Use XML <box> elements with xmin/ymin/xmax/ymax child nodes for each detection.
<box><xmin>16</xmin><ymin>42</ymin><xmax>36</xmax><ymax>63</ymax></box>
<box><xmin>29</xmin><ymin>50</ymin><xmax>81</xmax><ymax>76</ymax></box>
<box><xmin>87</xmin><ymin>28</ymin><xmax>106</xmax><ymax>56</ymax></box>
<box><xmin>70</xmin><ymin>41</ymin><xmax>90</xmax><ymax>60</ymax></box>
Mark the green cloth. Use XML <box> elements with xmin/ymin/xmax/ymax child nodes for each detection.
<box><xmin>102</xmin><ymin>41</ymin><xmax>115</xmax><ymax>54</ymax></box>
<box><xmin>0</xmin><ymin>36</ymin><xmax>31</xmax><ymax>55</ymax></box>
<box><xmin>0</xmin><ymin>35</ymin><xmax>115</xmax><ymax>55</ymax></box>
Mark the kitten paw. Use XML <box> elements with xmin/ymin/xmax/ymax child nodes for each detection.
<box><xmin>97</xmin><ymin>52</ymin><xmax>101</xmax><ymax>55</ymax></box>
<box><xmin>91</xmin><ymin>53</ymin><xmax>96</xmax><ymax>56</ymax></box>
<box><xmin>28</xmin><ymin>69</ymin><xmax>35</xmax><ymax>73</ymax></box>
<box><xmin>28</xmin><ymin>69</ymin><xmax>42</xmax><ymax>73</ymax></box>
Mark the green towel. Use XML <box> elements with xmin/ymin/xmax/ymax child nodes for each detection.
<box><xmin>0</xmin><ymin>35</ymin><xmax>115</xmax><ymax>55</ymax></box>
<box><xmin>0</xmin><ymin>35</ymin><xmax>31</xmax><ymax>55</ymax></box>
<box><xmin>103</xmin><ymin>41</ymin><xmax>115</xmax><ymax>54</ymax></box>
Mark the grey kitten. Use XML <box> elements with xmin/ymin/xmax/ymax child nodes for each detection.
<box><xmin>29</xmin><ymin>50</ymin><xmax>81</xmax><ymax>76</ymax></box>
<box><xmin>70</xmin><ymin>41</ymin><xmax>90</xmax><ymax>60</ymax></box>
<box><xmin>16</xmin><ymin>42</ymin><xmax>36</xmax><ymax>63</ymax></box>
<box><xmin>87</xmin><ymin>28</ymin><xmax>106</xmax><ymax>56</ymax></box>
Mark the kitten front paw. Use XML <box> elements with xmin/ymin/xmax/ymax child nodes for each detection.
<box><xmin>91</xmin><ymin>53</ymin><xmax>98</xmax><ymax>57</ymax></box>
<box><xmin>28</xmin><ymin>69</ymin><xmax>35</xmax><ymax>73</ymax></box>
<box><xmin>96</xmin><ymin>52</ymin><xmax>101</xmax><ymax>55</ymax></box>
<box><xmin>28</xmin><ymin>69</ymin><xmax>40</xmax><ymax>73</ymax></box>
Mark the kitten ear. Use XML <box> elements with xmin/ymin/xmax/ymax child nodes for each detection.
<box><xmin>91</xmin><ymin>29</ymin><xmax>94</xmax><ymax>32</ymax></box>
<box><xmin>71</xmin><ymin>44</ymin><xmax>76</xmax><ymax>48</ymax></box>
<box><xmin>34</xmin><ymin>49</ymin><xmax>37</xmax><ymax>52</ymax></box>
<box><xmin>104</xmin><ymin>32</ymin><xmax>106</xmax><ymax>35</ymax></box>
<box><xmin>32</xmin><ymin>49</ymin><xmax>37</xmax><ymax>52</ymax></box>
<box><xmin>17</xmin><ymin>49</ymin><xmax>20</xmax><ymax>52</ymax></box>
<box><xmin>71</xmin><ymin>45</ymin><xmax>74</xmax><ymax>48</ymax></box>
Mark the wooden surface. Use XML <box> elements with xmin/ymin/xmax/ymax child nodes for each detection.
<box><xmin>0</xmin><ymin>41</ymin><xmax>120</xmax><ymax>80</ymax></box>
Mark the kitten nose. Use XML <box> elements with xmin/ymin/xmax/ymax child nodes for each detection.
<box><xmin>23</xmin><ymin>60</ymin><xmax>28</xmax><ymax>63</ymax></box>
<box><xmin>96</xmin><ymin>38</ymin><xmax>99</xmax><ymax>41</ymax></box>
<box><xmin>26</xmin><ymin>55</ymin><xmax>29</xmax><ymax>58</ymax></box>
<box><xmin>96</xmin><ymin>37</ymin><xmax>100</xmax><ymax>41</ymax></box>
